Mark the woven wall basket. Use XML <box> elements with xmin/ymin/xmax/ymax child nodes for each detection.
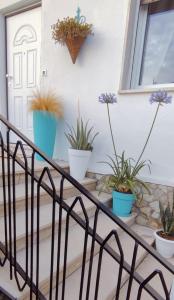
<box><xmin>65</xmin><ymin>36</ymin><xmax>86</xmax><ymax>64</ymax></box>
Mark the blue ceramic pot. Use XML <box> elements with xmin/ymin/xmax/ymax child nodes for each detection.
<box><xmin>33</xmin><ymin>111</ymin><xmax>57</xmax><ymax>161</ymax></box>
<box><xmin>112</xmin><ymin>190</ymin><xmax>135</xmax><ymax>217</ymax></box>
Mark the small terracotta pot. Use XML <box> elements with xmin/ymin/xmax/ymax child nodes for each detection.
<box><xmin>65</xmin><ymin>36</ymin><xmax>86</xmax><ymax>64</ymax></box>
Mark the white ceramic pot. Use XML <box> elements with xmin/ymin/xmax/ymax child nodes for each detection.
<box><xmin>154</xmin><ymin>230</ymin><xmax>174</xmax><ymax>258</ymax></box>
<box><xmin>68</xmin><ymin>149</ymin><xmax>92</xmax><ymax>181</ymax></box>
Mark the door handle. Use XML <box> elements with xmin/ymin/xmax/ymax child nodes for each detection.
<box><xmin>6</xmin><ymin>74</ymin><xmax>13</xmax><ymax>79</ymax></box>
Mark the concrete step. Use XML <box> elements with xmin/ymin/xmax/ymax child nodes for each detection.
<box><xmin>119</xmin><ymin>248</ymin><xmax>174</xmax><ymax>299</ymax></box>
<box><xmin>0</xmin><ymin>176</ymin><xmax>97</xmax><ymax>216</ymax></box>
<box><xmin>0</xmin><ymin>144</ymin><xmax>32</xmax><ymax>159</ymax></box>
<box><xmin>0</xmin><ymin>191</ymin><xmax>112</xmax><ymax>251</ymax></box>
<box><xmin>53</xmin><ymin>224</ymin><xmax>154</xmax><ymax>300</ymax></box>
<box><xmin>0</xmin><ymin>212</ymin><xmax>136</xmax><ymax>299</ymax></box>
<box><xmin>0</xmin><ymin>159</ymin><xmax>69</xmax><ymax>187</ymax></box>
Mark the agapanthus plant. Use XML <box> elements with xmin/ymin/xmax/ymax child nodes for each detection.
<box><xmin>99</xmin><ymin>90</ymin><xmax>172</xmax><ymax>195</ymax></box>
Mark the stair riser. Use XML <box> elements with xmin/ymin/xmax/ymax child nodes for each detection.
<box><xmin>110</xmin><ymin>251</ymin><xmax>153</xmax><ymax>300</ymax></box>
<box><xmin>9</xmin><ymin>198</ymin><xmax>111</xmax><ymax>252</ymax></box>
<box><xmin>19</xmin><ymin>236</ymin><xmax>116</xmax><ymax>300</ymax></box>
<box><xmin>0</xmin><ymin>167</ymin><xmax>69</xmax><ymax>188</ymax></box>
<box><xmin>19</xmin><ymin>216</ymin><xmax>135</xmax><ymax>300</ymax></box>
<box><xmin>0</xmin><ymin>181</ymin><xmax>97</xmax><ymax>217</ymax></box>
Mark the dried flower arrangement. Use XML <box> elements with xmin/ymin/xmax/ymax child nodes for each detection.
<box><xmin>52</xmin><ymin>17</ymin><xmax>93</xmax><ymax>45</ymax></box>
<box><xmin>52</xmin><ymin>11</ymin><xmax>93</xmax><ymax>64</ymax></box>
<box><xmin>30</xmin><ymin>90</ymin><xmax>63</xmax><ymax>118</ymax></box>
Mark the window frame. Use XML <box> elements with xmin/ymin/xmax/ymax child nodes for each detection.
<box><xmin>120</xmin><ymin>0</ymin><xmax>174</xmax><ymax>91</ymax></box>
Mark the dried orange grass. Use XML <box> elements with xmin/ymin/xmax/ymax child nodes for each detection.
<box><xmin>30</xmin><ymin>91</ymin><xmax>63</xmax><ymax>118</ymax></box>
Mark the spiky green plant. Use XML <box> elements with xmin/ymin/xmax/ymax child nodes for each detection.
<box><xmin>159</xmin><ymin>194</ymin><xmax>174</xmax><ymax>236</ymax></box>
<box><xmin>102</xmin><ymin>151</ymin><xmax>150</xmax><ymax>195</ymax></box>
<box><xmin>65</xmin><ymin>118</ymin><xmax>99</xmax><ymax>151</ymax></box>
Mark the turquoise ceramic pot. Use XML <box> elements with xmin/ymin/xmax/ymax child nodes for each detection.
<box><xmin>112</xmin><ymin>190</ymin><xmax>135</xmax><ymax>217</ymax></box>
<box><xmin>33</xmin><ymin>111</ymin><xmax>57</xmax><ymax>161</ymax></box>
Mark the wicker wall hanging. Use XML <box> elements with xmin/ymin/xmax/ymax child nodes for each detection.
<box><xmin>52</xmin><ymin>7</ymin><xmax>93</xmax><ymax>64</ymax></box>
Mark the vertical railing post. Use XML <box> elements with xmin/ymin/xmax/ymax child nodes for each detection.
<box><xmin>0</xmin><ymin>132</ymin><xmax>8</xmax><ymax>266</ymax></box>
<box><xmin>30</xmin><ymin>150</ymin><xmax>35</xmax><ymax>300</ymax></box>
<box><xmin>12</xmin><ymin>141</ymin><xmax>28</xmax><ymax>291</ymax></box>
<box><xmin>6</xmin><ymin>129</ymin><xmax>13</xmax><ymax>279</ymax></box>
<box><xmin>126</xmin><ymin>242</ymin><xmax>138</xmax><ymax>300</ymax></box>
<box><xmin>55</xmin><ymin>176</ymin><xmax>64</xmax><ymax>299</ymax></box>
<box><xmin>86</xmin><ymin>208</ymin><xmax>99</xmax><ymax>300</ymax></box>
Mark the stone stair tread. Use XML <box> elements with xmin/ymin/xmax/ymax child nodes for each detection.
<box><xmin>119</xmin><ymin>252</ymin><xmax>174</xmax><ymax>300</ymax></box>
<box><xmin>0</xmin><ymin>176</ymin><xmax>97</xmax><ymax>204</ymax></box>
<box><xmin>0</xmin><ymin>191</ymin><xmax>112</xmax><ymax>245</ymax></box>
<box><xmin>0</xmin><ymin>159</ymin><xmax>69</xmax><ymax>176</ymax></box>
<box><xmin>49</xmin><ymin>224</ymin><xmax>154</xmax><ymax>300</ymax></box>
<box><xmin>0</xmin><ymin>212</ymin><xmax>136</xmax><ymax>299</ymax></box>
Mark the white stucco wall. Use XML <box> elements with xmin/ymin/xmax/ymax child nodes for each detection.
<box><xmin>0</xmin><ymin>0</ymin><xmax>174</xmax><ymax>186</ymax></box>
<box><xmin>41</xmin><ymin>0</ymin><xmax>174</xmax><ymax>186</ymax></box>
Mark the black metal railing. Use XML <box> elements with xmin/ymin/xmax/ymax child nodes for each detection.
<box><xmin>0</xmin><ymin>114</ymin><xmax>174</xmax><ymax>300</ymax></box>
<box><xmin>0</xmin><ymin>286</ymin><xmax>16</xmax><ymax>300</ymax></box>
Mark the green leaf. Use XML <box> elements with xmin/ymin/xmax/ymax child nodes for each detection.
<box><xmin>65</xmin><ymin>118</ymin><xmax>99</xmax><ymax>151</ymax></box>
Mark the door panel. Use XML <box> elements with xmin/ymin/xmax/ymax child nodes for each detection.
<box><xmin>6</xmin><ymin>7</ymin><xmax>41</xmax><ymax>141</ymax></box>
<box><xmin>27</xmin><ymin>49</ymin><xmax>37</xmax><ymax>88</ymax></box>
<box><xmin>13</xmin><ymin>52</ymin><xmax>23</xmax><ymax>89</ymax></box>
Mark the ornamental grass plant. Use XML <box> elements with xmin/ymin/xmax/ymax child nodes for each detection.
<box><xmin>30</xmin><ymin>90</ymin><xmax>63</xmax><ymax>118</ymax></box>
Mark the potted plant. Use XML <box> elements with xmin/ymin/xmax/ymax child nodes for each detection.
<box><xmin>30</xmin><ymin>90</ymin><xmax>63</xmax><ymax>161</ymax></box>
<box><xmin>98</xmin><ymin>91</ymin><xmax>172</xmax><ymax>217</ymax></box>
<box><xmin>65</xmin><ymin>118</ymin><xmax>99</xmax><ymax>181</ymax></box>
<box><xmin>52</xmin><ymin>11</ymin><xmax>93</xmax><ymax>64</ymax></box>
<box><xmin>154</xmin><ymin>198</ymin><xmax>174</xmax><ymax>258</ymax></box>
<box><xmin>103</xmin><ymin>152</ymin><xmax>149</xmax><ymax>217</ymax></box>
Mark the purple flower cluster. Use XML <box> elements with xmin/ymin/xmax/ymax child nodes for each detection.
<box><xmin>99</xmin><ymin>93</ymin><xmax>117</xmax><ymax>104</ymax></box>
<box><xmin>150</xmin><ymin>90</ymin><xmax>172</xmax><ymax>105</ymax></box>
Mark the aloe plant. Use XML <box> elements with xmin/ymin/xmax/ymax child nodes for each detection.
<box><xmin>65</xmin><ymin>118</ymin><xmax>99</xmax><ymax>151</ymax></box>
<box><xmin>159</xmin><ymin>195</ymin><xmax>174</xmax><ymax>236</ymax></box>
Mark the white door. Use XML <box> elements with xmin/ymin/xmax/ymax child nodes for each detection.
<box><xmin>6</xmin><ymin>7</ymin><xmax>41</xmax><ymax>141</ymax></box>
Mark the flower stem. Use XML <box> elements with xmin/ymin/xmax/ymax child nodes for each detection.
<box><xmin>107</xmin><ymin>103</ymin><xmax>119</xmax><ymax>167</ymax></box>
<box><xmin>135</xmin><ymin>102</ymin><xmax>161</xmax><ymax>167</ymax></box>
